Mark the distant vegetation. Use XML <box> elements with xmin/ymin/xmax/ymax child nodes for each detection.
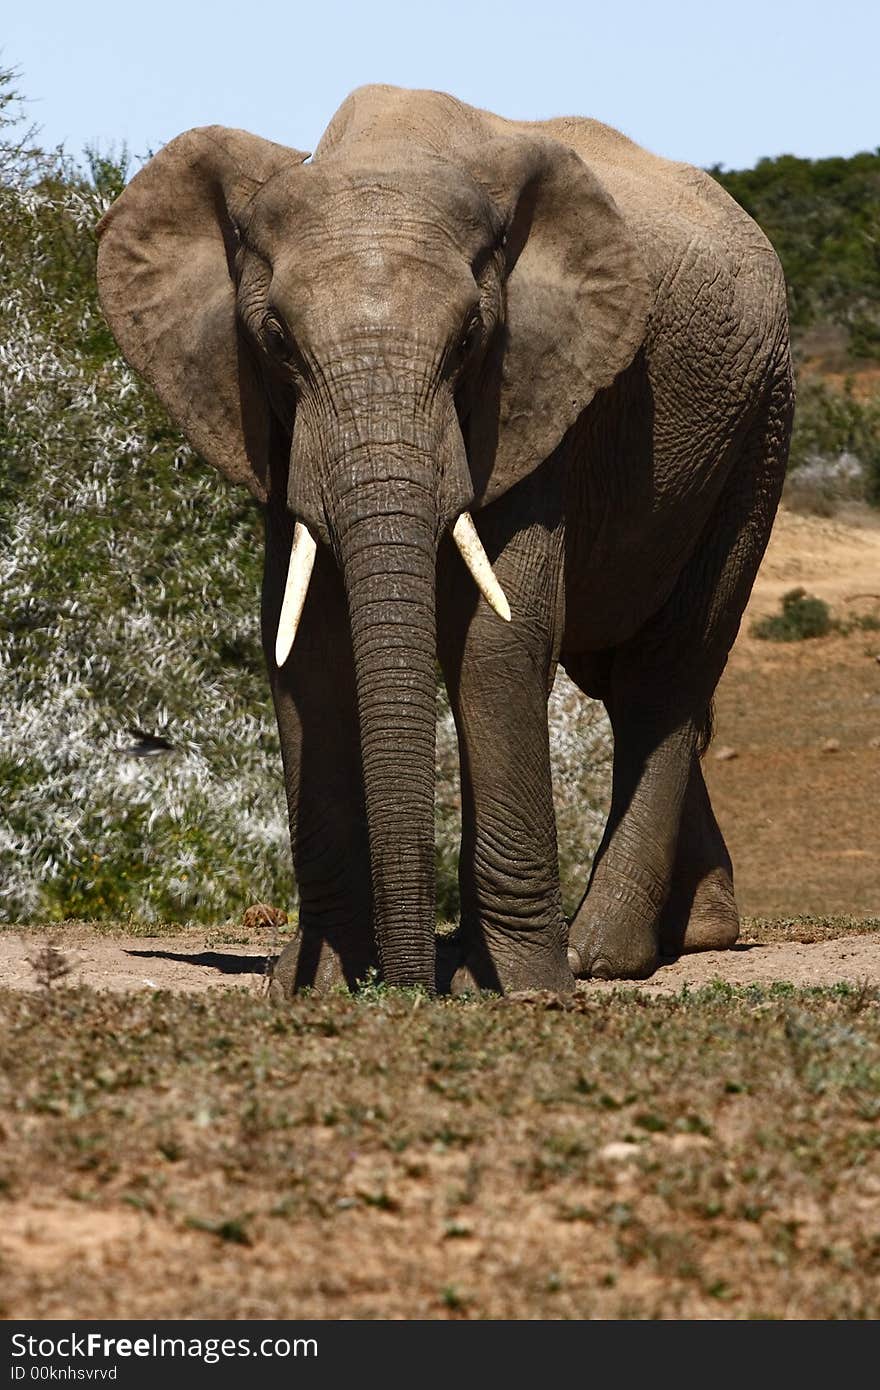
<box><xmin>752</xmin><ymin>587</ymin><xmax>880</xmax><ymax>643</ymax></box>
<box><xmin>786</xmin><ymin>377</ymin><xmax>880</xmax><ymax>507</ymax></box>
<box><xmin>751</xmin><ymin>588</ymin><xmax>834</xmax><ymax>643</ymax></box>
<box><xmin>0</xmin><ymin>67</ymin><xmax>877</xmax><ymax>920</ymax></box>
<box><xmin>712</xmin><ymin>150</ymin><xmax>880</xmax><ymax>512</ymax></box>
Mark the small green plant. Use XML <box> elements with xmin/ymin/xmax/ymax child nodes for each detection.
<box><xmin>441</xmin><ymin>1284</ymin><xmax>469</xmax><ymax>1311</ymax></box>
<box><xmin>838</xmin><ymin>612</ymin><xmax>880</xmax><ymax>634</ymax></box>
<box><xmin>27</xmin><ymin>940</ymin><xmax>72</xmax><ymax>991</ymax></box>
<box><xmin>752</xmin><ymin>588</ymin><xmax>833</xmax><ymax>642</ymax></box>
<box><xmin>186</xmin><ymin>1215</ymin><xmax>252</xmax><ymax>1246</ymax></box>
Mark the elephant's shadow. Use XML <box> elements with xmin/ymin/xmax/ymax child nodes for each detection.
<box><xmin>124</xmin><ymin>937</ymin><xmax>762</xmax><ymax>993</ymax></box>
<box><xmin>125</xmin><ymin>935</ymin><xmax>466</xmax><ymax>993</ymax></box>
<box><xmin>124</xmin><ymin>947</ymin><xmax>274</xmax><ymax>977</ymax></box>
<box><xmin>125</xmin><ymin>939</ymin><xmax>467</xmax><ymax>995</ymax></box>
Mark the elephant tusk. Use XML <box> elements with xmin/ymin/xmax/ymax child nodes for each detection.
<box><xmin>451</xmin><ymin>512</ymin><xmax>512</xmax><ymax>623</ymax></box>
<box><xmin>275</xmin><ymin>521</ymin><xmax>318</xmax><ymax>667</ymax></box>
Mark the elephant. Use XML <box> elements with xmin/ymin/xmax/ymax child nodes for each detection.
<box><xmin>96</xmin><ymin>84</ymin><xmax>793</xmax><ymax>997</ymax></box>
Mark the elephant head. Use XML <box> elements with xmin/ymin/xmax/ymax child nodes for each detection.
<box><xmin>96</xmin><ymin>109</ymin><xmax>649</xmax><ymax>989</ymax></box>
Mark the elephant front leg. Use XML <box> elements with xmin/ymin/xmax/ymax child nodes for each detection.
<box><xmin>439</xmin><ymin>554</ymin><xmax>574</xmax><ymax>994</ymax></box>
<box><xmin>262</xmin><ymin>513</ymin><xmax>376</xmax><ymax>996</ymax></box>
<box><xmin>450</xmin><ymin>659</ymin><xmax>574</xmax><ymax>994</ymax></box>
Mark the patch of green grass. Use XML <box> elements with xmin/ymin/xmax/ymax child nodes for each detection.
<box><xmin>0</xmin><ymin>918</ymin><xmax>192</xmax><ymax>938</ymax></box>
<box><xmin>186</xmin><ymin>1215</ymin><xmax>252</xmax><ymax>1246</ymax></box>
<box><xmin>440</xmin><ymin>1285</ymin><xmax>469</xmax><ymax>1311</ymax></box>
<box><xmin>838</xmin><ymin>613</ymin><xmax>880</xmax><ymax>634</ymax></box>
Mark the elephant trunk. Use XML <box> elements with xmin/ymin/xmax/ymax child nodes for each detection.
<box><xmin>281</xmin><ymin>369</ymin><xmax>511</xmax><ymax>989</ymax></box>
<box><xmin>331</xmin><ymin>460</ymin><xmax>439</xmax><ymax>988</ymax></box>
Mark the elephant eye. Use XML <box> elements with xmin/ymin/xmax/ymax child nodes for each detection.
<box><xmin>458</xmin><ymin>310</ymin><xmax>482</xmax><ymax>358</ymax></box>
<box><xmin>263</xmin><ymin>310</ymin><xmax>292</xmax><ymax>357</ymax></box>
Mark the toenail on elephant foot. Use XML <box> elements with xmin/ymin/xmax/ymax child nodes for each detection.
<box><xmin>587</xmin><ymin>955</ymin><xmax>615</xmax><ymax>980</ymax></box>
<box><xmin>568</xmin><ymin>925</ymin><xmax>658</xmax><ymax>981</ymax></box>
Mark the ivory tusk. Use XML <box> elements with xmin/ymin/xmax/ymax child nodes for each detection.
<box><xmin>451</xmin><ymin>512</ymin><xmax>512</xmax><ymax>622</ymax></box>
<box><xmin>275</xmin><ymin>521</ymin><xmax>318</xmax><ymax>667</ymax></box>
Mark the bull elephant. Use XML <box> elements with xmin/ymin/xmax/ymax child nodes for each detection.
<box><xmin>96</xmin><ymin>85</ymin><xmax>793</xmax><ymax>996</ymax></box>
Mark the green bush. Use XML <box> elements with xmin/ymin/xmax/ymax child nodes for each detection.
<box><xmin>752</xmin><ymin>588</ymin><xmax>834</xmax><ymax>642</ymax></box>
<box><xmin>712</xmin><ymin>150</ymin><xmax>880</xmax><ymax>354</ymax></box>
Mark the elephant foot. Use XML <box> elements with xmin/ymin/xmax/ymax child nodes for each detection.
<box><xmin>567</xmin><ymin>901</ymin><xmax>658</xmax><ymax>981</ymax></box>
<box><xmin>448</xmin><ymin>933</ymin><xmax>575</xmax><ymax>996</ymax></box>
<box><xmin>658</xmin><ymin>868</ymin><xmax>740</xmax><ymax>955</ymax></box>
<box><xmin>268</xmin><ymin>926</ymin><xmax>376</xmax><ymax>1000</ymax></box>
<box><xmin>271</xmin><ymin>929</ymin><xmax>471</xmax><ymax>999</ymax></box>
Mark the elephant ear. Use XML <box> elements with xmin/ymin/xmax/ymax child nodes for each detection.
<box><xmin>463</xmin><ymin>135</ymin><xmax>651</xmax><ymax>505</ymax></box>
<box><xmin>96</xmin><ymin>126</ymin><xmax>309</xmax><ymax>502</ymax></box>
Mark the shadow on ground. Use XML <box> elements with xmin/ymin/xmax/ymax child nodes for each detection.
<box><xmin>125</xmin><ymin>948</ymin><xmax>275</xmax><ymax>976</ymax></box>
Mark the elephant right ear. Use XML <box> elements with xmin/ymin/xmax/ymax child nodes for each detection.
<box><xmin>96</xmin><ymin>127</ymin><xmax>309</xmax><ymax>502</ymax></box>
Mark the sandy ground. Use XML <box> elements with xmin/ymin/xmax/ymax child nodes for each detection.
<box><xmin>743</xmin><ymin>502</ymin><xmax>880</xmax><ymax>622</ymax></box>
<box><xmin>2</xmin><ymin>923</ymin><xmax>877</xmax><ymax>996</ymax></box>
<box><xmin>704</xmin><ymin>503</ymin><xmax>880</xmax><ymax>918</ymax></box>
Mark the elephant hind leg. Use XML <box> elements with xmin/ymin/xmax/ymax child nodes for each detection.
<box><xmin>270</xmin><ymin>929</ymin><xmax>364</xmax><ymax>999</ymax></box>
<box><xmin>658</xmin><ymin>757</ymin><xmax>739</xmax><ymax>955</ymax></box>
<box><xmin>567</xmin><ymin>712</ymin><xmax>696</xmax><ymax>980</ymax></box>
<box><xmin>568</xmin><ymin>352</ymin><xmax>793</xmax><ymax>980</ymax></box>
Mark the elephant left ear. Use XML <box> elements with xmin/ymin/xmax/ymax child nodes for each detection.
<box><xmin>462</xmin><ymin>135</ymin><xmax>651</xmax><ymax>505</ymax></box>
<box><xmin>96</xmin><ymin>127</ymin><xmax>309</xmax><ymax>502</ymax></box>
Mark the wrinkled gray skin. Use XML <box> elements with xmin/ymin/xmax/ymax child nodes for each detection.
<box><xmin>97</xmin><ymin>85</ymin><xmax>792</xmax><ymax>996</ymax></box>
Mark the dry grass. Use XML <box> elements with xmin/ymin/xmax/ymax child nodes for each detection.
<box><xmin>1</xmin><ymin>978</ymin><xmax>878</xmax><ymax>1320</ymax></box>
<box><xmin>742</xmin><ymin>915</ymin><xmax>880</xmax><ymax>945</ymax></box>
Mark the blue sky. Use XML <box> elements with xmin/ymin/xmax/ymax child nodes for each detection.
<box><xmin>5</xmin><ymin>0</ymin><xmax>877</xmax><ymax>172</ymax></box>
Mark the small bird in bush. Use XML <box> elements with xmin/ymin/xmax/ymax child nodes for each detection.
<box><xmin>121</xmin><ymin>726</ymin><xmax>175</xmax><ymax>757</ymax></box>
